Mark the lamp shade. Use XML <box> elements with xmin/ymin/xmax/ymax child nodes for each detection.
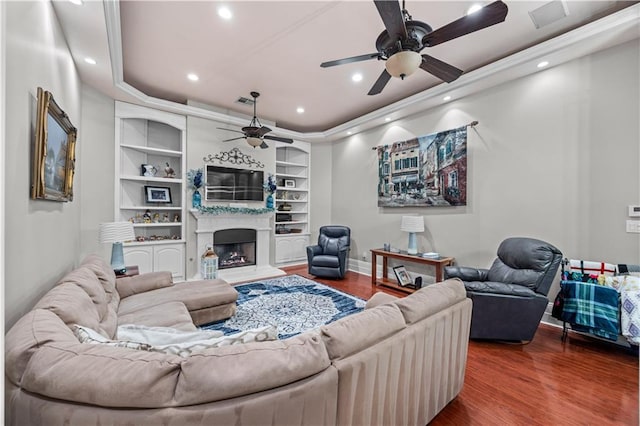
<box><xmin>400</xmin><ymin>216</ymin><xmax>425</xmax><ymax>233</ymax></box>
<box><xmin>246</xmin><ymin>137</ymin><xmax>263</xmax><ymax>147</ymax></box>
<box><xmin>385</xmin><ymin>51</ymin><xmax>422</xmax><ymax>78</ymax></box>
<box><xmin>99</xmin><ymin>222</ymin><xmax>135</xmax><ymax>244</ymax></box>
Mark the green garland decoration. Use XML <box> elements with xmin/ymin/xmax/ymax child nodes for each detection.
<box><xmin>197</xmin><ymin>205</ymin><xmax>275</xmax><ymax>215</ymax></box>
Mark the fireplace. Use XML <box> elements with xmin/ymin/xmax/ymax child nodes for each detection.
<box><xmin>214</xmin><ymin>229</ymin><xmax>256</xmax><ymax>270</ymax></box>
<box><xmin>191</xmin><ymin>209</ymin><xmax>285</xmax><ymax>283</ymax></box>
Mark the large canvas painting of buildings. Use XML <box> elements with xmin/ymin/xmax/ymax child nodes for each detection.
<box><xmin>377</xmin><ymin>126</ymin><xmax>467</xmax><ymax>207</ymax></box>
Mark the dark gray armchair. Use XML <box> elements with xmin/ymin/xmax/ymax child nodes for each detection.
<box><xmin>307</xmin><ymin>226</ymin><xmax>351</xmax><ymax>279</ymax></box>
<box><xmin>444</xmin><ymin>237</ymin><xmax>562</xmax><ymax>342</ymax></box>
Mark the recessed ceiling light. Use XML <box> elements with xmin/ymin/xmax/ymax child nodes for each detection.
<box><xmin>385</xmin><ymin>117</ymin><xmax>391</xmax><ymax>122</ymax></box>
<box><xmin>84</xmin><ymin>57</ymin><xmax>96</xmax><ymax>65</ymax></box>
<box><xmin>218</xmin><ymin>6</ymin><xmax>232</xmax><ymax>20</ymax></box>
<box><xmin>537</xmin><ymin>61</ymin><xmax>549</xmax><ymax>68</ymax></box>
<box><xmin>69</xmin><ymin>0</ymin><xmax>83</xmax><ymax>5</ymax></box>
<box><xmin>443</xmin><ymin>95</ymin><xmax>451</xmax><ymax>101</ymax></box>
<box><xmin>187</xmin><ymin>73</ymin><xmax>199</xmax><ymax>81</ymax></box>
<box><xmin>347</xmin><ymin>131</ymin><xmax>353</xmax><ymax>135</ymax></box>
<box><xmin>467</xmin><ymin>4</ymin><xmax>483</xmax><ymax>15</ymax></box>
<box><xmin>296</xmin><ymin>107</ymin><xmax>305</xmax><ymax>114</ymax></box>
<box><xmin>352</xmin><ymin>73</ymin><xmax>363</xmax><ymax>83</ymax></box>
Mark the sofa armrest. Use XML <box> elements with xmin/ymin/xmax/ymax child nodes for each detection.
<box><xmin>365</xmin><ymin>292</ymin><xmax>399</xmax><ymax>309</ymax></box>
<box><xmin>444</xmin><ymin>266</ymin><xmax>489</xmax><ymax>282</ymax></box>
<box><xmin>116</xmin><ymin>271</ymin><xmax>173</xmax><ymax>298</ymax></box>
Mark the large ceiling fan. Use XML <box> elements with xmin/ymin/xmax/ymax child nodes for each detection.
<box><xmin>218</xmin><ymin>92</ymin><xmax>294</xmax><ymax>149</ymax></box>
<box><xmin>320</xmin><ymin>0</ymin><xmax>509</xmax><ymax>95</ymax></box>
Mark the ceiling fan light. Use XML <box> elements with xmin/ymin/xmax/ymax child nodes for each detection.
<box><xmin>385</xmin><ymin>51</ymin><xmax>422</xmax><ymax>79</ymax></box>
<box><xmin>246</xmin><ymin>137</ymin><xmax>263</xmax><ymax>147</ymax></box>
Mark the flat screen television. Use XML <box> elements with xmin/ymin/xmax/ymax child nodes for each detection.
<box><xmin>204</xmin><ymin>165</ymin><xmax>264</xmax><ymax>201</ymax></box>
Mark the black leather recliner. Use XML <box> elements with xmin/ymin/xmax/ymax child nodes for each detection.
<box><xmin>306</xmin><ymin>226</ymin><xmax>351</xmax><ymax>279</ymax></box>
<box><xmin>444</xmin><ymin>237</ymin><xmax>562</xmax><ymax>342</ymax></box>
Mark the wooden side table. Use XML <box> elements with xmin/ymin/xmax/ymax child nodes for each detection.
<box><xmin>370</xmin><ymin>249</ymin><xmax>455</xmax><ymax>294</ymax></box>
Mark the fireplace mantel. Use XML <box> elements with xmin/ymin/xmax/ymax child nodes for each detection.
<box><xmin>190</xmin><ymin>209</ymin><xmax>285</xmax><ymax>283</ymax></box>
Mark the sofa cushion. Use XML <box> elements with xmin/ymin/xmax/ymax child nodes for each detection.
<box><xmin>34</xmin><ymin>281</ymin><xmax>108</xmax><ymax>337</ymax></box>
<box><xmin>80</xmin><ymin>254</ymin><xmax>118</xmax><ymax>302</ymax></box>
<box><xmin>117</xmin><ymin>280</ymin><xmax>238</xmax><ymax>317</ymax></box>
<box><xmin>174</xmin><ymin>332</ymin><xmax>330</xmax><ymax>405</ymax></box>
<box><xmin>117</xmin><ymin>301</ymin><xmax>197</xmax><ymax>331</ymax></box>
<box><xmin>320</xmin><ymin>304</ymin><xmax>405</xmax><ymax>360</ymax></box>
<box><xmin>394</xmin><ymin>278</ymin><xmax>468</xmax><ymax>325</ymax></box>
<box><xmin>312</xmin><ymin>255</ymin><xmax>340</xmax><ymax>268</ymax></box>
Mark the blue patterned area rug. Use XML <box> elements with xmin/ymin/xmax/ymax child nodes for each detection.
<box><xmin>201</xmin><ymin>274</ymin><xmax>366</xmax><ymax>339</ymax></box>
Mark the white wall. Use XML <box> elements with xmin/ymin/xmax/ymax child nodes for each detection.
<box><xmin>4</xmin><ymin>0</ymin><xmax>82</xmax><ymax>328</ymax></box>
<box><xmin>309</xmin><ymin>142</ymin><xmax>333</xmax><ymax>244</ymax></box>
<box><xmin>78</xmin><ymin>85</ymin><xmax>115</xmax><ymax>261</ymax></box>
<box><xmin>325</xmin><ymin>39</ymin><xmax>640</xmax><ymax>286</ymax></box>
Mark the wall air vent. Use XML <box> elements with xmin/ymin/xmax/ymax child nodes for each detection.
<box><xmin>235</xmin><ymin>96</ymin><xmax>255</xmax><ymax>106</ymax></box>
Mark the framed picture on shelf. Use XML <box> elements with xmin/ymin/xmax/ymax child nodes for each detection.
<box><xmin>284</xmin><ymin>179</ymin><xmax>296</xmax><ymax>188</ymax></box>
<box><xmin>144</xmin><ymin>186</ymin><xmax>172</xmax><ymax>203</ymax></box>
<box><xmin>393</xmin><ymin>265</ymin><xmax>412</xmax><ymax>287</ymax></box>
<box><xmin>31</xmin><ymin>87</ymin><xmax>77</xmax><ymax>202</ymax></box>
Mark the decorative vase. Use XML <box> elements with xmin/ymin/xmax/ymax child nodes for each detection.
<box><xmin>266</xmin><ymin>193</ymin><xmax>274</xmax><ymax>209</ymax></box>
<box><xmin>192</xmin><ymin>189</ymin><xmax>202</xmax><ymax>208</ymax></box>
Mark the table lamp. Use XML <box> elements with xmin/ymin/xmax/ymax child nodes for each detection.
<box><xmin>99</xmin><ymin>222</ymin><xmax>135</xmax><ymax>274</ymax></box>
<box><xmin>400</xmin><ymin>215</ymin><xmax>424</xmax><ymax>255</ymax></box>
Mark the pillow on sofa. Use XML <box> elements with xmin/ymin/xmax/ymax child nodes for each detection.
<box><xmin>74</xmin><ymin>324</ymin><xmax>278</xmax><ymax>358</ymax></box>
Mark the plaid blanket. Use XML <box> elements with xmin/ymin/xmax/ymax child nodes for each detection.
<box><xmin>560</xmin><ymin>281</ymin><xmax>620</xmax><ymax>341</ymax></box>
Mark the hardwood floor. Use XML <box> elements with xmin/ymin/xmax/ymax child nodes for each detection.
<box><xmin>283</xmin><ymin>266</ymin><xmax>640</xmax><ymax>425</ymax></box>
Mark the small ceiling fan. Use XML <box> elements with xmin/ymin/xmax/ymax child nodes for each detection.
<box><xmin>320</xmin><ymin>0</ymin><xmax>508</xmax><ymax>95</ymax></box>
<box><xmin>218</xmin><ymin>91</ymin><xmax>294</xmax><ymax>149</ymax></box>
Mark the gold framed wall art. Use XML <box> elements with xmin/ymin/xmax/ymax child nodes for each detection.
<box><xmin>31</xmin><ymin>87</ymin><xmax>77</xmax><ymax>202</ymax></box>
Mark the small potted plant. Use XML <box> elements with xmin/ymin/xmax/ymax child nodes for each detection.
<box><xmin>187</xmin><ymin>168</ymin><xmax>203</xmax><ymax>208</ymax></box>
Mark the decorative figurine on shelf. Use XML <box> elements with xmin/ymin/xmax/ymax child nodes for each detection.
<box><xmin>152</xmin><ymin>213</ymin><xmax>160</xmax><ymax>223</ymax></box>
<box><xmin>263</xmin><ymin>173</ymin><xmax>277</xmax><ymax>209</ymax></box>
<box><xmin>135</xmin><ymin>213</ymin><xmax>142</xmax><ymax>223</ymax></box>
<box><xmin>162</xmin><ymin>213</ymin><xmax>170</xmax><ymax>222</ymax></box>
<box><xmin>187</xmin><ymin>168</ymin><xmax>203</xmax><ymax>208</ymax></box>
<box><xmin>143</xmin><ymin>209</ymin><xmax>152</xmax><ymax>223</ymax></box>
<box><xmin>164</xmin><ymin>162</ymin><xmax>176</xmax><ymax>178</ymax></box>
<box><xmin>173</xmin><ymin>214</ymin><xmax>180</xmax><ymax>222</ymax></box>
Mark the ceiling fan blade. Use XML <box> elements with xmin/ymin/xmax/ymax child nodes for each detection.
<box><xmin>264</xmin><ymin>135</ymin><xmax>294</xmax><ymax>144</ymax></box>
<box><xmin>257</xmin><ymin>126</ymin><xmax>272</xmax><ymax>137</ymax></box>
<box><xmin>421</xmin><ymin>1</ymin><xmax>508</xmax><ymax>48</ymax></box>
<box><xmin>368</xmin><ymin>69</ymin><xmax>392</xmax><ymax>96</ymax></box>
<box><xmin>420</xmin><ymin>54</ymin><xmax>463</xmax><ymax>83</ymax></box>
<box><xmin>222</xmin><ymin>137</ymin><xmax>245</xmax><ymax>142</ymax></box>
<box><xmin>260</xmin><ymin>141</ymin><xmax>269</xmax><ymax>149</ymax></box>
<box><xmin>321</xmin><ymin>53</ymin><xmax>381</xmax><ymax>68</ymax></box>
<box><xmin>217</xmin><ymin>127</ymin><xmax>244</xmax><ymax>134</ymax></box>
<box><xmin>374</xmin><ymin>0</ymin><xmax>407</xmax><ymax>44</ymax></box>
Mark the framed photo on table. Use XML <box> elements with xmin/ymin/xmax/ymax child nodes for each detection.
<box><xmin>393</xmin><ymin>265</ymin><xmax>412</xmax><ymax>287</ymax></box>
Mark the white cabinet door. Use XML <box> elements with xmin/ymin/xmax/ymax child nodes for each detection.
<box><xmin>123</xmin><ymin>246</ymin><xmax>153</xmax><ymax>275</ymax></box>
<box><xmin>291</xmin><ymin>236</ymin><xmax>309</xmax><ymax>261</ymax></box>
<box><xmin>275</xmin><ymin>238</ymin><xmax>293</xmax><ymax>263</ymax></box>
<box><xmin>154</xmin><ymin>244</ymin><xmax>185</xmax><ymax>281</ymax></box>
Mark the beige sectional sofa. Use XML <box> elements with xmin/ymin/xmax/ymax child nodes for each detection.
<box><xmin>5</xmin><ymin>254</ymin><xmax>472</xmax><ymax>426</ymax></box>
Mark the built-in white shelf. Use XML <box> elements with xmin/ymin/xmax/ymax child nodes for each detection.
<box><xmin>276</xmin><ymin>186</ymin><xmax>307</xmax><ymax>192</ymax></box>
<box><xmin>276</xmin><ymin>160</ymin><xmax>306</xmax><ymax>168</ymax></box>
<box><xmin>124</xmin><ymin>239</ymin><xmax>185</xmax><ymax>247</ymax></box>
<box><xmin>133</xmin><ymin>223</ymin><xmax>182</xmax><ymax>228</ymax></box>
<box><xmin>120</xmin><ymin>144</ymin><xmax>182</xmax><ymax>157</ymax></box>
<box><xmin>120</xmin><ymin>175</ymin><xmax>183</xmax><ymax>184</ymax></box>
<box><xmin>275</xmin><ymin>220</ymin><xmax>308</xmax><ymax>225</ymax></box>
<box><xmin>121</xmin><ymin>206</ymin><xmax>183</xmax><ymax>211</ymax></box>
<box><xmin>277</xmin><ymin>173</ymin><xmax>308</xmax><ymax>179</ymax></box>
<box><xmin>275</xmin><ymin>199</ymin><xmax>306</xmax><ymax>203</ymax></box>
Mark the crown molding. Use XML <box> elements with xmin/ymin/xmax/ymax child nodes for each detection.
<box><xmin>104</xmin><ymin>2</ymin><xmax>639</xmax><ymax>143</ymax></box>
